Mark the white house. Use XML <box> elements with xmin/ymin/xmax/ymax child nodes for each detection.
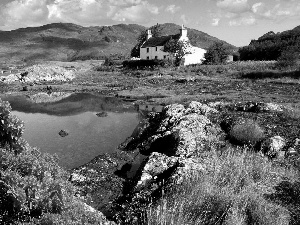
<box><xmin>140</xmin><ymin>25</ymin><xmax>207</xmax><ymax>66</ymax></box>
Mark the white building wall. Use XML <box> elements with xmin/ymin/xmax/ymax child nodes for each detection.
<box><xmin>183</xmin><ymin>46</ymin><xmax>207</xmax><ymax>66</ymax></box>
<box><xmin>140</xmin><ymin>46</ymin><xmax>170</xmax><ymax>60</ymax></box>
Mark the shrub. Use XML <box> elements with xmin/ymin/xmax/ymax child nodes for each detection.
<box><xmin>203</xmin><ymin>42</ymin><xmax>231</xmax><ymax>65</ymax></box>
<box><xmin>147</xmin><ymin>148</ymin><xmax>297</xmax><ymax>225</ymax></box>
<box><xmin>123</xmin><ymin>59</ymin><xmax>165</xmax><ymax>69</ymax></box>
<box><xmin>229</xmin><ymin>119</ymin><xmax>265</xmax><ymax>145</ymax></box>
<box><xmin>276</xmin><ymin>48</ymin><xmax>299</xmax><ymax>70</ymax></box>
<box><xmin>0</xmin><ymin>99</ymin><xmax>26</xmax><ymax>153</ymax></box>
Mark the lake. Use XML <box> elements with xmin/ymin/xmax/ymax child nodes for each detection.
<box><xmin>1</xmin><ymin>93</ymin><xmax>140</xmax><ymax>169</ymax></box>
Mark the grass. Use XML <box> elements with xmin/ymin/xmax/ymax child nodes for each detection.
<box><xmin>238</xmin><ymin>69</ymin><xmax>300</xmax><ymax>80</ymax></box>
<box><xmin>147</xmin><ymin>148</ymin><xmax>298</xmax><ymax>225</ymax></box>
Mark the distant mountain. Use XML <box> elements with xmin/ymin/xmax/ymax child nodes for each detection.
<box><xmin>0</xmin><ymin>23</ymin><xmax>236</xmax><ymax>65</ymax></box>
<box><xmin>239</xmin><ymin>25</ymin><xmax>300</xmax><ymax>61</ymax></box>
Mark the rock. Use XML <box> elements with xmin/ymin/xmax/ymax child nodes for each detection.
<box><xmin>59</xmin><ymin>130</ymin><xmax>68</xmax><ymax>137</ymax></box>
<box><xmin>121</xmin><ymin>101</ymin><xmax>223</xmax><ymax>196</ymax></box>
<box><xmin>235</xmin><ymin>102</ymin><xmax>283</xmax><ymax>113</ymax></box>
<box><xmin>261</xmin><ymin>136</ymin><xmax>286</xmax><ymax>158</ymax></box>
<box><xmin>135</xmin><ymin>152</ymin><xmax>178</xmax><ymax>191</ymax></box>
<box><xmin>96</xmin><ymin>111</ymin><xmax>108</xmax><ymax>117</ymax></box>
<box><xmin>286</xmin><ymin>138</ymin><xmax>300</xmax><ymax>156</ymax></box>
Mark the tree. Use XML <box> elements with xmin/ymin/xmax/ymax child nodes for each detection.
<box><xmin>131</xmin><ymin>24</ymin><xmax>162</xmax><ymax>58</ymax></box>
<box><xmin>203</xmin><ymin>42</ymin><xmax>230</xmax><ymax>65</ymax></box>
<box><xmin>276</xmin><ymin>47</ymin><xmax>299</xmax><ymax>69</ymax></box>
<box><xmin>164</xmin><ymin>38</ymin><xmax>191</xmax><ymax>66</ymax></box>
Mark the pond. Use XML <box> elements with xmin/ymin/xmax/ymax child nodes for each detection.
<box><xmin>1</xmin><ymin>93</ymin><xmax>140</xmax><ymax>169</ymax></box>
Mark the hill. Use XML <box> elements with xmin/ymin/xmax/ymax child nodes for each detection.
<box><xmin>0</xmin><ymin>23</ymin><xmax>235</xmax><ymax>65</ymax></box>
<box><xmin>239</xmin><ymin>25</ymin><xmax>300</xmax><ymax>61</ymax></box>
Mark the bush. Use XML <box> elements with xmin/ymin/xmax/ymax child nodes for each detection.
<box><xmin>203</xmin><ymin>42</ymin><xmax>231</xmax><ymax>65</ymax></box>
<box><xmin>147</xmin><ymin>148</ymin><xmax>297</xmax><ymax>225</ymax></box>
<box><xmin>276</xmin><ymin>48</ymin><xmax>299</xmax><ymax>70</ymax></box>
<box><xmin>229</xmin><ymin>119</ymin><xmax>265</xmax><ymax>145</ymax></box>
<box><xmin>123</xmin><ymin>59</ymin><xmax>165</xmax><ymax>69</ymax></box>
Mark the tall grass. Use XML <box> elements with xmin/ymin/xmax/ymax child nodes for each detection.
<box><xmin>184</xmin><ymin>61</ymin><xmax>277</xmax><ymax>76</ymax></box>
<box><xmin>147</xmin><ymin>148</ymin><xmax>297</xmax><ymax>225</ymax></box>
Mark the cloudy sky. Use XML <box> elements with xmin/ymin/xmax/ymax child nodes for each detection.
<box><xmin>0</xmin><ymin>0</ymin><xmax>299</xmax><ymax>46</ymax></box>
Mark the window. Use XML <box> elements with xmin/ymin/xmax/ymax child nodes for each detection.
<box><xmin>155</xmin><ymin>56</ymin><xmax>158</xmax><ymax>59</ymax></box>
<box><xmin>155</xmin><ymin>47</ymin><xmax>158</xmax><ymax>51</ymax></box>
<box><xmin>147</xmin><ymin>48</ymin><xmax>149</xmax><ymax>53</ymax></box>
<box><xmin>147</xmin><ymin>56</ymin><xmax>149</xmax><ymax>60</ymax></box>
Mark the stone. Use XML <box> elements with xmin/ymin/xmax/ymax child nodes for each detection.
<box><xmin>96</xmin><ymin>111</ymin><xmax>108</xmax><ymax>117</ymax></box>
<box><xmin>261</xmin><ymin>136</ymin><xmax>286</xmax><ymax>158</ymax></box>
<box><xmin>235</xmin><ymin>102</ymin><xmax>283</xmax><ymax>113</ymax></box>
<box><xmin>59</xmin><ymin>130</ymin><xmax>69</xmax><ymax>137</ymax></box>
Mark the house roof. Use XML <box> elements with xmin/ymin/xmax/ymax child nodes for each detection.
<box><xmin>141</xmin><ymin>34</ymin><xmax>180</xmax><ymax>48</ymax></box>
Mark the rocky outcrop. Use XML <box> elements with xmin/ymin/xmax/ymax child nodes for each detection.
<box><xmin>114</xmin><ymin>102</ymin><xmax>223</xmax><ymax>211</ymax></box>
<box><xmin>0</xmin><ymin>64</ymin><xmax>75</xmax><ymax>84</ymax></box>
<box><xmin>29</xmin><ymin>92</ymin><xmax>72</xmax><ymax>103</ymax></box>
<box><xmin>70</xmin><ymin>100</ymin><xmax>300</xmax><ymax>224</ymax></box>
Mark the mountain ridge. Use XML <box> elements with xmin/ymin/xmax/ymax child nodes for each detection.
<box><xmin>0</xmin><ymin>22</ymin><xmax>236</xmax><ymax>65</ymax></box>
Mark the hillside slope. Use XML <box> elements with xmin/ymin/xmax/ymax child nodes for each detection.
<box><xmin>0</xmin><ymin>23</ymin><xmax>235</xmax><ymax>65</ymax></box>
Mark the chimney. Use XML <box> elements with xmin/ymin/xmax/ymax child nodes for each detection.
<box><xmin>147</xmin><ymin>29</ymin><xmax>152</xmax><ymax>40</ymax></box>
<box><xmin>180</xmin><ymin>24</ymin><xmax>187</xmax><ymax>40</ymax></box>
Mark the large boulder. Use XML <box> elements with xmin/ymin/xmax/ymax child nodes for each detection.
<box><xmin>122</xmin><ymin>101</ymin><xmax>223</xmax><ymax>195</ymax></box>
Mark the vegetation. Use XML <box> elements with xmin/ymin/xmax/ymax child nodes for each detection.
<box><xmin>229</xmin><ymin>119</ymin><xmax>265</xmax><ymax>145</ymax></box>
<box><xmin>164</xmin><ymin>39</ymin><xmax>191</xmax><ymax>66</ymax></box>
<box><xmin>147</xmin><ymin>148</ymin><xmax>298</xmax><ymax>225</ymax></box>
<box><xmin>239</xmin><ymin>28</ymin><xmax>300</xmax><ymax>61</ymax></box>
<box><xmin>203</xmin><ymin>42</ymin><xmax>231</xmax><ymax>65</ymax></box>
<box><xmin>0</xmin><ymin>99</ymin><xmax>109</xmax><ymax>224</ymax></box>
<box><xmin>123</xmin><ymin>59</ymin><xmax>165</xmax><ymax>69</ymax></box>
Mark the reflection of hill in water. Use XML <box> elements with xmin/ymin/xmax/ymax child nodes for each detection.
<box><xmin>2</xmin><ymin>93</ymin><xmax>135</xmax><ymax>116</ymax></box>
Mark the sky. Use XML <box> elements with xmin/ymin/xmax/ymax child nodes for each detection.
<box><xmin>0</xmin><ymin>0</ymin><xmax>299</xmax><ymax>47</ymax></box>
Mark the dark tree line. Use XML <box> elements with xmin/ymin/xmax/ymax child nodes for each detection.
<box><xmin>239</xmin><ymin>29</ymin><xmax>300</xmax><ymax>61</ymax></box>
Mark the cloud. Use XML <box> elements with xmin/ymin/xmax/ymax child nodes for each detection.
<box><xmin>180</xmin><ymin>14</ymin><xmax>189</xmax><ymax>24</ymax></box>
<box><xmin>216</xmin><ymin>0</ymin><xmax>250</xmax><ymax>13</ymax></box>
<box><xmin>229</xmin><ymin>14</ymin><xmax>256</xmax><ymax>26</ymax></box>
<box><xmin>212</xmin><ymin>0</ymin><xmax>300</xmax><ymax>26</ymax></box>
<box><xmin>251</xmin><ymin>1</ymin><xmax>300</xmax><ymax>20</ymax></box>
<box><xmin>113</xmin><ymin>2</ymin><xmax>159</xmax><ymax>22</ymax></box>
<box><xmin>212</xmin><ymin>18</ymin><xmax>220</xmax><ymax>26</ymax></box>
<box><xmin>1</xmin><ymin>0</ymin><xmax>50</xmax><ymax>28</ymax></box>
<box><xmin>0</xmin><ymin>0</ymin><xmax>160</xmax><ymax>30</ymax></box>
<box><xmin>165</xmin><ymin>4</ymin><xmax>180</xmax><ymax>14</ymax></box>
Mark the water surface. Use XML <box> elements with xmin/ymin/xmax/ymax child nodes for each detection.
<box><xmin>2</xmin><ymin>93</ymin><xmax>139</xmax><ymax>169</ymax></box>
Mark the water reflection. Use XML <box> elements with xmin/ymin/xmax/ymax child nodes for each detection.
<box><xmin>1</xmin><ymin>93</ymin><xmax>139</xmax><ymax>169</ymax></box>
<box><xmin>1</xmin><ymin>93</ymin><xmax>166</xmax><ymax>169</ymax></box>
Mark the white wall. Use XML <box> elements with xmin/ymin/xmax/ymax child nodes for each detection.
<box><xmin>140</xmin><ymin>46</ymin><xmax>170</xmax><ymax>60</ymax></box>
<box><xmin>183</xmin><ymin>46</ymin><xmax>207</xmax><ymax>66</ymax></box>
